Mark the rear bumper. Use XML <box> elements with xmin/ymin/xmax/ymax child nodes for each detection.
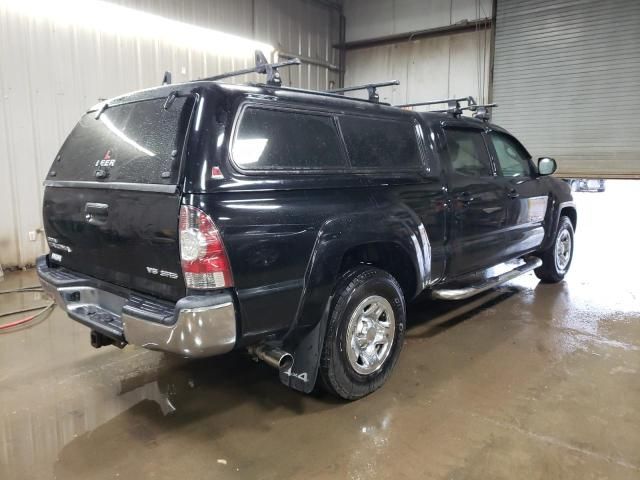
<box><xmin>36</xmin><ymin>256</ymin><xmax>236</xmax><ymax>357</ymax></box>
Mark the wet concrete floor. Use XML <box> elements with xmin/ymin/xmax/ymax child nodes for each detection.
<box><xmin>1</xmin><ymin>181</ymin><xmax>639</xmax><ymax>479</ymax></box>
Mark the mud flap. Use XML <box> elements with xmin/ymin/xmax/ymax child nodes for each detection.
<box><xmin>278</xmin><ymin>302</ymin><xmax>331</xmax><ymax>394</ymax></box>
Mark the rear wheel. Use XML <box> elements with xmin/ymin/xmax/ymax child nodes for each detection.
<box><xmin>535</xmin><ymin>216</ymin><xmax>574</xmax><ymax>283</ymax></box>
<box><xmin>319</xmin><ymin>267</ymin><xmax>406</xmax><ymax>400</ymax></box>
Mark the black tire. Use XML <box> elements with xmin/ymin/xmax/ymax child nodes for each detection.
<box><xmin>535</xmin><ymin>216</ymin><xmax>574</xmax><ymax>283</ymax></box>
<box><xmin>319</xmin><ymin>266</ymin><xmax>406</xmax><ymax>400</ymax></box>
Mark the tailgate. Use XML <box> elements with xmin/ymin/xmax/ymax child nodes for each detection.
<box><xmin>42</xmin><ymin>94</ymin><xmax>195</xmax><ymax>301</ymax></box>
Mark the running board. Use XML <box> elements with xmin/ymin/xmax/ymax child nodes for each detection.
<box><xmin>431</xmin><ymin>257</ymin><xmax>543</xmax><ymax>301</ymax></box>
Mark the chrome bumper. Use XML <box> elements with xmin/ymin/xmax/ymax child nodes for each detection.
<box><xmin>36</xmin><ymin>256</ymin><xmax>236</xmax><ymax>358</ymax></box>
<box><xmin>122</xmin><ymin>301</ymin><xmax>236</xmax><ymax>357</ymax></box>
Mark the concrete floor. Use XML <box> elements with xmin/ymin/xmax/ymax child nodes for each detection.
<box><xmin>1</xmin><ymin>181</ymin><xmax>639</xmax><ymax>480</ymax></box>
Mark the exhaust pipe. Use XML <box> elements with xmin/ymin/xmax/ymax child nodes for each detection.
<box><xmin>249</xmin><ymin>345</ymin><xmax>293</xmax><ymax>371</ymax></box>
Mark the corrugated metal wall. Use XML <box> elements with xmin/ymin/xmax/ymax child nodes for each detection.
<box><xmin>492</xmin><ymin>0</ymin><xmax>640</xmax><ymax>178</ymax></box>
<box><xmin>0</xmin><ymin>0</ymin><xmax>341</xmax><ymax>268</ymax></box>
<box><xmin>343</xmin><ymin>0</ymin><xmax>492</xmax><ymax>105</ymax></box>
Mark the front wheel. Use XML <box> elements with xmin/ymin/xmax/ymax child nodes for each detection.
<box><xmin>319</xmin><ymin>267</ymin><xmax>406</xmax><ymax>400</ymax></box>
<box><xmin>535</xmin><ymin>216</ymin><xmax>574</xmax><ymax>283</ymax></box>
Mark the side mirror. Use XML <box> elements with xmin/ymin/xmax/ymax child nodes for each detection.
<box><xmin>538</xmin><ymin>157</ymin><xmax>557</xmax><ymax>176</ymax></box>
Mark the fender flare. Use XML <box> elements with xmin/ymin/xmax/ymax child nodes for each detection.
<box><xmin>279</xmin><ymin>208</ymin><xmax>431</xmax><ymax>393</ymax></box>
<box><xmin>540</xmin><ymin>199</ymin><xmax>577</xmax><ymax>252</ymax></box>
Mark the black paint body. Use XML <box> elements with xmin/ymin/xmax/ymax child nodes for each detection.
<box><xmin>42</xmin><ymin>82</ymin><xmax>576</xmax><ymax>366</ymax></box>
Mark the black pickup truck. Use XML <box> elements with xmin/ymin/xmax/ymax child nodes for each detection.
<box><xmin>38</xmin><ymin>77</ymin><xmax>576</xmax><ymax>400</ymax></box>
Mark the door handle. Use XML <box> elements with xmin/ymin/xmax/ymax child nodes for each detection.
<box><xmin>455</xmin><ymin>192</ymin><xmax>475</xmax><ymax>205</ymax></box>
<box><xmin>84</xmin><ymin>202</ymin><xmax>109</xmax><ymax>224</ymax></box>
<box><xmin>508</xmin><ymin>189</ymin><xmax>520</xmax><ymax>199</ymax></box>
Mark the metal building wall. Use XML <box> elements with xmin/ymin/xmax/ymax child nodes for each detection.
<box><xmin>344</xmin><ymin>0</ymin><xmax>492</xmax><ymax>42</ymax></box>
<box><xmin>343</xmin><ymin>0</ymin><xmax>492</xmax><ymax>105</ymax></box>
<box><xmin>492</xmin><ymin>0</ymin><xmax>640</xmax><ymax>178</ymax></box>
<box><xmin>343</xmin><ymin>30</ymin><xmax>491</xmax><ymax>105</ymax></box>
<box><xmin>111</xmin><ymin>0</ymin><xmax>342</xmax><ymax>89</ymax></box>
<box><xmin>0</xmin><ymin>0</ymin><xmax>341</xmax><ymax>268</ymax></box>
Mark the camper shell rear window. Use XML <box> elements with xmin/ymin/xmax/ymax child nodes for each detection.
<box><xmin>48</xmin><ymin>96</ymin><xmax>195</xmax><ymax>184</ymax></box>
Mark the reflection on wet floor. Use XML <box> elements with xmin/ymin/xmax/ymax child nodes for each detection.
<box><xmin>1</xmin><ymin>181</ymin><xmax>639</xmax><ymax>479</ymax></box>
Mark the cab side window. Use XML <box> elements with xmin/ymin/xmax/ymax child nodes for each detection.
<box><xmin>444</xmin><ymin>128</ymin><xmax>493</xmax><ymax>177</ymax></box>
<box><xmin>489</xmin><ymin>132</ymin><xmax>532</xmax><ymax>177</ymax></box>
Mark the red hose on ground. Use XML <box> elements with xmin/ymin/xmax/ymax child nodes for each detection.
<box><xmin>0</xmin><ymin>304</ymin><xmax>54</xmax><ymax>330</ymax></box>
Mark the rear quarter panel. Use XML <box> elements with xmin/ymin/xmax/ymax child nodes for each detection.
<box><xmin>190</xmin><ymin>185</ymin><xmax>375</xmax><ymax>344</ymax></box>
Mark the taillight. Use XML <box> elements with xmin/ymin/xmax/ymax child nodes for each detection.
<box><xmin>179</xmin><ymin>205</ymin><xmax>233</xmax><ymax>289</ymax></box>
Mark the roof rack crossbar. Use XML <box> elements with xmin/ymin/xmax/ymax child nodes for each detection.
<box><xmin>396</xmin><ymin>96</ymin><xmax>473</xmax><ymax>109</ymax></box>
<box><xmin>396</xmin><ymin>96</ymin><xmax>498</xmax><ymax>120</ymax></box>
<box><xmin>431</xmin><ymin>102</ymin><xmax>497</xmax><ymax>113</ymax></box>
<box><xmin>328</xmin><ymin>80</ymin><xmax>399</xmax><ymax>102</ymax></box>
<box><xmin>197</xmin><ymin>50</ymin><xmax>301</xmax><ymax>86</ymax></box>
<box><xmin>471</xmin><ymin>103</ymin><xmax>498</xmax><ymax>121</ymax></box>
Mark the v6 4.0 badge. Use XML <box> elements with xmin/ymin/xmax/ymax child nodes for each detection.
<box><xmin>146</xmin><ymin>266</ymin><xmax>178</xmax><ymax>279</ymax></box>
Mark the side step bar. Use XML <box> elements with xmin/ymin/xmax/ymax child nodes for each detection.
<box><xmin>432</xmin><ymin>256</ymin><xmax>543</xmax><ymax>301</ymax></box>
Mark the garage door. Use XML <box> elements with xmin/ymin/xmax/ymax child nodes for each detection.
<box><xmin>492</xmin><ymin>0</ymin><xmax>640</xmax><ymax>178</ymax></box>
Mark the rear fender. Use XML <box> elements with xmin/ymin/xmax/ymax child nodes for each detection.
<box><xmin>279</xmin><ymin>209</ymin><xmax>430</xmax><ymax>393</ymax></box>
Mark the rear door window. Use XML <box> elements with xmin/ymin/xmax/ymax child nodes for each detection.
<box><xmin>231</xmin><ymin>106</ymin><xmax>347</xmax><ymax>171</ymax></box>
<box><xmin>49</xmin><ymin>96</ymin><xmax>194</xmax><ymax>184</ymax></box>
<box><xmin>444</xmin><ymin>128</ymin><xmax>493</xmax><ymax>176</ymax></box>
<box><xmin>338</xmin><ymin>116</ymin><xmax>423</xmax><ymax>169</ymax></box>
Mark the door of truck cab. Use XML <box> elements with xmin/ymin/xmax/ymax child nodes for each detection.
<box><xmin>440</xmin><ymin>124</ymin><xmax>511</xmax><ymax>276</ymax></box>
<box><xmin>484</xmin><ymin>130</ymin><xmax>547</xmax><ymax>257</ymax></box>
